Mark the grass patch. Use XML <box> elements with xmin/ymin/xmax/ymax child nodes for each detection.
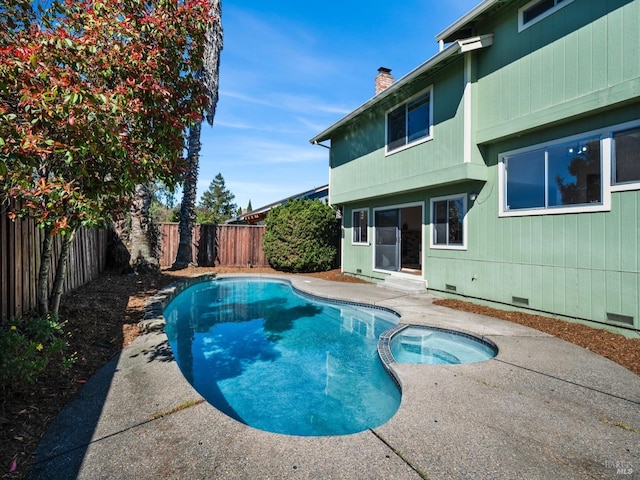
<box><xmin>600</xmin><ymin>417</ymin><xmax>639</xmax><ymax>433</ymax></box>
<box><xmin>150</xmin><ymin>398</ymin><xmax>205</xmax><ymax>420</ymax></box>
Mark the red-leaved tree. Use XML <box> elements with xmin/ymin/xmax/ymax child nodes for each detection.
<box><xmin>0</xmin><ymin>0</ymin><xmax>216</xmax><ymax>315</ymax></box>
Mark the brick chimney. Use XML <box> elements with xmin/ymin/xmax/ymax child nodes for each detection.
<box><xmin>375</xmin><ymin>67</ymin><xmax>394</xmax><ymax>95</ymax></box>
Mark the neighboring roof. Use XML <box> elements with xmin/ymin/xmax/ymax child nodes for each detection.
<box><xmin>309</xmin><ymin>34</ymin><xmax>493</xmax><ymax>144</ymax></box>
<box><xmin>227</xmin><ymin>185</ymin><xmax>329</xmax><ymax>224</ymax></box>
<box><xmin>436</xmin><ymin>0</ymin><xmax>513</xmax><ymax>44</ymax></box>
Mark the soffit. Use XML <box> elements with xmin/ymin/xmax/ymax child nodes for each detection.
<box><xmin>310</xmin><ymin>36</ymin><xmax>494</xmax><ymax>144</ymax></box>
<box><xmin>436</xmin><ymin>0</ymin><xmax>514</xmax><ymax>44</ymax></box>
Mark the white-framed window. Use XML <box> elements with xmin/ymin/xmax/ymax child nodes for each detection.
<box><xmin>430</xmin><ymin>195</ymin><xmax>467</xmax><ymax>250</ymax></box>
<box><xmin>386</xmin><ymin>87</ymin><xmax>433</xmax><ymax>155</ymax></box>
<box><xmin>352</xmin><ymin>208</ymin><xmax>369</xmax><ymax>244</ymax></box>
<box><xmin>518</xmin><ymin>0</ymin><xmax>574</xmax><ymax>32</ymax></box>
<box><xmin>499</xmin><ymin>120</ymin><xmax>640</xmax><ymax>216</ymax></box>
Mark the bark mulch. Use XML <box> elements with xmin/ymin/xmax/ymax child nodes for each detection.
<box><xmin>1</xmin><ymin>267</ymin><xmax>638</xmax><ymax>479</ymax></box>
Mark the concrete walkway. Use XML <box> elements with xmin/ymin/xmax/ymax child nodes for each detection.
<box><xmin>31</xmin><ymin>275</ymin><xmax>640</xmax><ymax>479</ymax></box>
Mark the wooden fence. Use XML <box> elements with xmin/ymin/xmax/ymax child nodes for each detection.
<box><xmin>1</xmin><ymin>201</ymin><xmax>109</xmax><ymax>321</ymax></box>
<box><xmin>159</xmin><ymin>223</ymin><xmax>268</xmax><ymax>268</ymax></box>
<box><xmin>1</xmin><ymin>211</ymin><xmax>268</xmax><ymax>320</ymax></box>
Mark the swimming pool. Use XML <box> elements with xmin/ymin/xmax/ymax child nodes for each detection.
<box><xmin>163</xmin><ymin>277</ymin><xmax>402</xmax><ymax>436</ymax></box>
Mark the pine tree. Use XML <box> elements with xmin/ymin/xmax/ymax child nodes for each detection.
<box><xmin>247</xmin><ymin>199</ymin><xmax>253</xmax><ymax>212</ymax></box>
<box><xmin>199</xmin><ymin>173</ymin><xmax>238</xmax><ymax>224</ymax></box>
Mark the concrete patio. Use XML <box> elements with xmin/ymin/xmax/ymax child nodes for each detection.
<box><xmin>31</xmin><ymin>275</ymin><xmax>640</xmax><ymax>479</ymax></box>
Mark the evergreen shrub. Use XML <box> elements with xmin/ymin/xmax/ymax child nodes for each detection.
<box><xmin>263</xmin><ymin>199</ymin><xmax>340</xmax><ymax>273</ymax></box>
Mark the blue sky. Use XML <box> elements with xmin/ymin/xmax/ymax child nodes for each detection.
<box><xmin>198</xmin><ymin>0</ymin><xmax>480</xmax><ymax>211</ymax></box>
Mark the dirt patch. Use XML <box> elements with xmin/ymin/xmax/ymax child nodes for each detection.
<box><xmin>1</xmin><ymin>267</ymin><xmax>637</xmax><ymax>478</ymax></box>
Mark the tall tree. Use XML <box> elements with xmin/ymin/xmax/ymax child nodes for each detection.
<box><xmin>0</xmin><ymin>0</ymin><xmax>214</xmax><ymax>315</ymax></box>
<box><xmin>173</xmin><ymin>0</ymin><xmax>223</xmax><ymax>269</ymax></box>
<box><xmin>128</xmin><ymin>183</ymin><xmax>157</xmax><ymax>268</ymax></box>
<box><xmin>199</xmin><ymin>173</ymin><xmax>237</xmax><ymax>224</ymax></box>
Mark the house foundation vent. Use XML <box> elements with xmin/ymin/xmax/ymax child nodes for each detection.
<box><xmin>512</xmin><ymin>296</ymin><xmax>529</xmax><ymax>306</ymax></box>
<box><xmin>445</xmin><ymin>284</ymin><xmax>457</xmax><ymax>292</ymax></box>
<box><xmin>606</xmin><ymin>312</ymin><xmax>634</xmax><ymax>326</ymax></box>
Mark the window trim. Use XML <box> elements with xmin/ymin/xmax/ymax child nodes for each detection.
<box><xmin>430</xmin><ymin>194</ymin><xmax>467</xmax><ymax>251</ymax></box>
<box><xmin>518</xmin><ymin>0</ymin><xmax>574</xmax><ymax>32</ymax></box>
<box><xmin>385</xmin><ymin>86</ymin><xmax>433</xmax><ymax>156</ymax></box>
<box><xmin>351</xmin><ymin>208</ymin><xmax>369</xmax><ymax>245</ymax></box>
<box><xmin>496</xmin><ymin>121</ymin><xmax>640</xmax><ymax>216</ymax></box>
<box><xmin>611</xmin><ymin>121</ymin><xmax>640</xmax><ymax>192</ymax></box>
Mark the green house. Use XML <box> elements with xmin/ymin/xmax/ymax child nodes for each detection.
<box><xmin>310</xmin><ymin>0</ymin><xmax>640</xmax><ymax>334</ymax></box>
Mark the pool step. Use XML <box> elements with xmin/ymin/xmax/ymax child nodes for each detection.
<box><xmin>379</xmin><ymin>275</ymin><xmax>427</xmax><ymax>294</ymax></box>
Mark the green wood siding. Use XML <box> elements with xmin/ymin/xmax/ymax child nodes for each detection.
<box><xmin>329</xmin><ymin>60</ymin><xmax>486</xmax><ymax>205</ymax></box>
<box><xmin>426</xmin><ymin>121</ymin><xmax>640</xmax><ymax>329</ymax></box>
<box><xmin>476</xmin><ymin>0</ymin><xmax>639</xmax><ymax>144</ymax></box>
<box><xmin>331</xmin><ymin>0</ymin><xmax>640</xmax><ymax>331</ymax></box>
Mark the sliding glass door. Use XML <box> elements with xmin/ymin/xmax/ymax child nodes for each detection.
<box><xmin>374</xmin><ymin>205</ymin><xmax>423</xmax><ymax>273</ymax></box>
<box><xmin>374</xmin><ymin>209</ymin><xmax>400</xmax><ymax>271</ymax></box>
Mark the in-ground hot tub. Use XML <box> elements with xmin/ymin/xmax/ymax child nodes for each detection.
<box><xmin>389</xmin><ymin>325</ymin><xmax>497</xmax><ymax>365</ymax></box>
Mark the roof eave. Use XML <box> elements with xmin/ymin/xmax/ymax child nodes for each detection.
<box><xmin>436</xmin><ymin>0</ymin><xmax>514</xmax><ymax>44</ymax></box>
<box><xmin>436</xmin><ymin>0</ymin><xmax>498</xmax><ymax>42</ymax></box>
<box><xmin>310</xmin><ymin>42</ymin><xmax>461</xmax><ymax>144</ymax></box>
<box><xmin>310</xmin><ymin>35</ymin><xmax>493</xmax><ymax>144</ymax></box>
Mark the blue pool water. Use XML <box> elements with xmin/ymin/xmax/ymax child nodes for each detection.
<box><xmin>163</xmin><ymin>278</ymin><xmax>401</xmax><ymax>436</ymax></box>
<box><xmin>390</xmin><ymin>326</ymin><xmax>497</xmax><ymax>364</ymax></box>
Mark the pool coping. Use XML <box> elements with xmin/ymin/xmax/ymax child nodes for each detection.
<box><xmin>33</xmin><ymin>272</ymin><xmax>640</xmax><ymax>480</ymax></box>
<box><xmin>143</xmin><ymin>274</ymin><xmax>500</xmax><ymax>391</ymax></box>
<box><xmin>141</xmin><ymin>272</ymin><xmax>410</xmax><ymax>388</ymax></box>
<box><xmin>140</xmin><ymin>273</ymin><xmax>218</xmax><ymax>334</ymax></box>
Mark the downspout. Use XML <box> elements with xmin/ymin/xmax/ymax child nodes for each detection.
<box><xmin>311</xmin><ymin>139</ymin><xmax>333</xmax><ymax>206</ymax></box>
<box><xmin>311</xmin><ymin>140</ymin><xmax>342</xmax><ymax>273</ymax></box>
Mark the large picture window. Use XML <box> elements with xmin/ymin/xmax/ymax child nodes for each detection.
<box><xmin>500</xmin><ymin>120</ymin><xmax>640</xmax><ymax>216</ymax></box>
<box><xmin>352</xmin><ymin>209</ymin><xmax>368</xmax><ymax>244</ymax></box>
<box><xmin>431</xmin><ymin>195</ymin><xmax>466</xmax><ymax>249</ymax></box>
<box><xmin>504</xmin><ymin>137</ymin><xmax>602</xmax><ymax>212</ymax></box>
<box><xmin>386</xmin><ymin>88</ymin><xmax>432</xmax><ymax>154</ymax></box>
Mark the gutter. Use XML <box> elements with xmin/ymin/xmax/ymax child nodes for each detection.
<box><xmin>309</xmin><ymin>34</ymin><xmax>493</xmax><ymax>145</ymax></box>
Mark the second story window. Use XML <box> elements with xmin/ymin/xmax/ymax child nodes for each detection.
<box><xmin>386</xmin><ymin>87</ymin><xmax>432</xmax><ymax>154</ymax></box>
<box><xmin>519</xmin><ymin>0</ymin><xmax>574</xmax><ymax>31</ymax></box>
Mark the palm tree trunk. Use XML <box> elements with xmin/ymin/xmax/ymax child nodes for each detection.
<box><xmin>129</xmin><ymin>183</ymin><xmax>158</xmax><ymax>271</ymax></box>
<box><xmin>173</xmin><ymin>121</ymin><xmax>201</xmax><ymax>269</ymax></box>
<box><xmin>172</xmin><ymin>0</ymin><xmax>221</xmax><ymax>269</ymax></box>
